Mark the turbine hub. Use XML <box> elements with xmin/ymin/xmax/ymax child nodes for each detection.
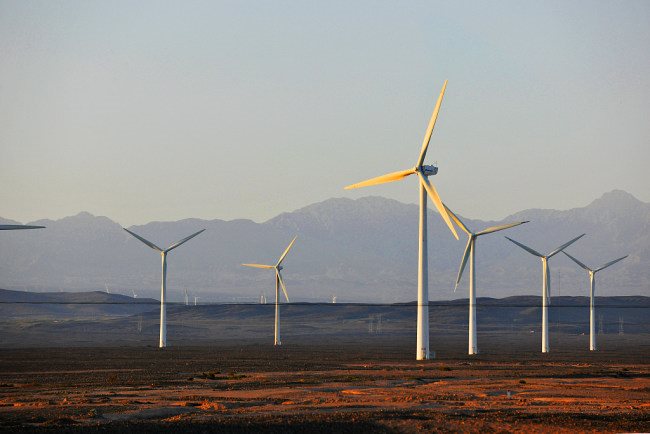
<box><xmin>420</xmin><ymin>164</ymin><xmax>438</xmax><ymax>176</ymax></box>
<box><xmin>277</xmin><ymin>265</ymin><xmax>283</xmax><ymax>271</ymax></box>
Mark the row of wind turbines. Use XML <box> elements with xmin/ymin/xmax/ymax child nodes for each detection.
<box><xmin>121</xmin><ymin>227</ymin><xmax>298</xmax><ymax>348</ymax></box>
<box><xmin>342</xmin><ymin>80</ymin><xmax>627</xmax><ymax>358</ymax></box>
<box><xmin>2</xmin><ymin>80</ymin><xmax>627</xmax><ymax>360</ymax></box>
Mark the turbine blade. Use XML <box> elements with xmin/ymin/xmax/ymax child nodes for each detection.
<box><xmin>344</xmin><ymin>168</ymin><xmax>415</xmax><ymax>190</ymax></box>
<box><xmin>0</xmin><ymin>225</ymin><xmax>45</xmax><ymax>230</ymax></box>
<box><xmin>455</xmin><ymin>237</ymin><xmax>473</xmax><ymax>291</ymax></box>
<box><xmin>442</xmin><ymin>203</ymin><xmax>472</xmax><ymax>235</ymax></box>
<box><xmin>547</xmin><ymin>234</ymin><xmax>586</xmax><ymax>258</ymax></box>
<box><xmin>594</xmin><ymin>255</ymin><xmax>628</xmax><ymax>273</ymax></box>
<box><xmin>504</xmin><ymin>236</ymin><xmax>543</xmax><ymax>257</ymax></box>
<box><xmin>278</xmin><ymin>271</ymin><xmax>290</xmax><ymax>303</ymax></box>
<box><xmin>277</xmin><ymin>236</ymin><xmax>297</xmax><ymax>266</ymax></box>
<box><xmin>165</xmin><ymin>229</ymin><xmax>206</xmax><ymax>252</ymax></box>
<box><xmin>562</xmin><ymin>251</ymin><xmax>591</xmax><ymax>272</ymax></box>
<box><xmin>123</xmin><ymin>228</ymin><xmax>163</xmax><ymax>252</ymax></box>
<box><xmin>416</xmin><ymin>80</ymin><xmax>448</xmax><ymax>167</ymax></box>
<box><xmin>475</xmin><ymin>221</ymin><xmax>528</xmax><ymax>236</ymax></box>
<box><xmin>418</xmin><ymin>173</ymin><xmax>459</xmax><ymax>240</ymax></box>
<box><xmin>241</xmin><ymin>263</ymin><xmax>275</xmax><ymax>269</ymax></box>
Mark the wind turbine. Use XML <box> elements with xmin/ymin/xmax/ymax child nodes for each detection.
<box><xmin>444</xmin><ymin>205</ymin><xmax>527</xmax><ymax>355</ymax></box>
<box><xmin>505</xmin><ymin>234</ymin><xmax>585</xmax><ymax>353</ymax></box>
<box><xmin>131</xmin><ymin>289</ymin><xmax>138</xmax><ymax>298</ymax></box>
<box><xmin>563</xmin><ymin>251</ymin><xmax>627</xmax><ymax>351</ymax></box>
<box><xmin>123</xmin><ymin>227</ymin><xmax>205</xmax><ymax>348</ymax></box>
<box><xmin>242</xmin><ymin>236</ymin><xmax>297</xmax><ymax>346</ymax></box>
<box><xmin>184</xmin><ymin>289</ymin><xmax>189</xmax><ymax>306</ymax></box>
<box><xmin>0</xmin><ymin>224</ymin><xmax>45</xmax><ymax>230</ymax></box>
<box><xmin>344</xmin><ymin>80</ymin><xmax>459</xmax><ymax>360</ymax></box>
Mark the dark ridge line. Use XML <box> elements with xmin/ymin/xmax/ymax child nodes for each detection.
<box><xmin>0</xmin><ymin>301</ymin><xmax>648</xmax><ymax>308</ymax></box>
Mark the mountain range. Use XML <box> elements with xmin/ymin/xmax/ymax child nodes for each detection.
<box><xmin>1</xmin><ymin>190</ymin><xmax>648</xmax><ymax>302</ymax></box>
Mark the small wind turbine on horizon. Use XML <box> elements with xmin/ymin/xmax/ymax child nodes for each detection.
<box><xmin>242</xmin><ymin>236</ymin><xmax>297</xmax><ymax>346</ymax></box>
<box><xmin>184</xmin><ymin>289</ymin><xmax>189</xmax><ymax>306</ymax></box>
<box><xmin>344</xmin><ymin>80</ymin><xmax>459</xmax><ymax>360</ymax></box>
<box><xmin>505</xmin><ymin>234</ymin><xmax>585</xmax><ymax>353</ymax></box>
<box><xmin>131</xmin><ymin>289</ymin><xmax>138</xmax><ymax>298</ymax></box>
<box><xmin>123</xmin><ymin>227</ymin><xmax>205</xmax><ymax>348</ymax></box>
<box><xmin>444</xmin><ymin>204</ymin><xmax>527</xmax><ymax>355</ymax></box>
<box><xmin>563</xmin><ymin>251</ymin><xmax>627</xmax><ymax>351</ymax></box>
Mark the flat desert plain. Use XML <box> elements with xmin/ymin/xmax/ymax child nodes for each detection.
<box><xmin>0</xmin><ymin>337</ymin><xmax>648</xmax><ymax>433</ymax></box>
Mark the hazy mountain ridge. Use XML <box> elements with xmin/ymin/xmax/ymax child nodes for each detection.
<box><xmin>0</xmin><ymin>190</ymin><xmax>648</xmax><ymax>302</ymax></box>
<box><xmin>1</xmin><ymin>290</ymin><xmax>647</xmax><ymax>348</ymax></box>
<box><xmin>0</xmin><ymin>288</ymin><xmax>158</xmax><ymax>318</ymax></box>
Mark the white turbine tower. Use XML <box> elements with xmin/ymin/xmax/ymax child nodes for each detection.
<box><xmin>444</xmin><ymin>205</ymin><xmax>527</xmax><ymax>355</ymax></box>
<box><xmin>184</xmin><ymin>289</ymin><xmax>189</xmax><ymax>306</ymax></box>
<box><xmin>505</xmin><ymin>234</ymin><xmax>585</xmax><ymax>353</ymax></box>
<box><xmin>242</xmin><ymin>236</ymin><xmax>297</xmax><ymax>346</ymax></box>
<box><xmin>562</xmin><ymin>251</ymin><xmax>627</xmax><ymax>351</ymax></box>
<box><xmin>123</xmin><ymin>228</ymin><xmax>205</xmax><ymax>348</ymax></box>
<box><xmin>344</xmin><ymin>81</ymin><xmax>459</xmax><ymax>360</ymax></box>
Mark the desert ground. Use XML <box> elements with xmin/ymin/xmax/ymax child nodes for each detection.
<box><xmin>0</xmin><ymin>334</ymin><xmax>648</xmax><ymax>433</ymax></box>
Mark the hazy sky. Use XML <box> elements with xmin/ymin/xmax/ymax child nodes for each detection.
<box><xmin>1</xmin><ymin>0</ymin><xmax>649</xmax><ymax>226</ymax></box>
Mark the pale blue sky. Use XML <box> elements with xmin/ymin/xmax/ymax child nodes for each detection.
<box><xmin>1</xmin><ymin>0</ymin><xmax>649</xmax><ymax>225</ymax></box>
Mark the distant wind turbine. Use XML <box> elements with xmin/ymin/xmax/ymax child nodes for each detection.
<box><xmin>131</xmin><ymin>289</ymin><xmax>138</xmax><ymax>298</ymax></box>
<box><xmin>242</xmin><ymin>236</ymin><xmax>297</xmax><ymax>346</ymax></box>
<box><xmin>123</xmin><ymin>228</ymin><xmax>205</xmax><ymax>348</ymax></box>
<box><xmin>344</xmin><ymin>81</ymin><xmax>459</xmax><ymax>360</ymax></box>
<box><xmin>184</xmin><ymin>289</ymin><xmax>189</xmax><ymax>306</ymax></box>
<box><xmin>505</xmin><ymin>234</ymin><xmax>585</xmax><ymax>353</ymax></box>
<box><xmin>563</xmin><ymin>251</ymin><xmax>627</xmax><ymax>351</ymax></box>
<box><xmin>444</xmin><ymin>204</ymin><xmax>527</xmax><ymax>355</ymax></box>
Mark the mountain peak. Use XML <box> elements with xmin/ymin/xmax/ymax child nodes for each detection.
<box><xmin>587</xmin><ymin>190</ymin><xmax>644</xmax><ymax>209</ymax></box>
<box><xmin>75</xmin><ymin>211</ymin><xmax>97</xmax><ymax>219</ymax></box>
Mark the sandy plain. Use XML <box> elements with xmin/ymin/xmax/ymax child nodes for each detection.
<box><xmin>0</xmin><ymin>336</ymin><xmax>648</xmax><ymax>433</ymax></box>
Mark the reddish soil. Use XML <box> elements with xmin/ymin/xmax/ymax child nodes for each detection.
<box><xmin>0</xmin><ymin>344</ymin><xmax>648</xmax><ymax>433</ymax></box>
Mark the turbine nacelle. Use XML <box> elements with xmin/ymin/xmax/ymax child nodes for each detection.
<box><xmin>418</xmin><ymin>164</ymin><xmax>438</xmax><ymax>177</ymax></box>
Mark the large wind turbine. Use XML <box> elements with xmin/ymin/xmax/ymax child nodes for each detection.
<box><xmin>444</xmin><ymin>205</ymin><xmax>527</xmax><ymax>355</ymax></box>
<box><xmin>505</xmin><ymin>234</ymin><xmax>585</xmax><ymax>353</ymax></box>
<box><xmin>344</xmin><ymin>80</ymin><xmax>459</xmax><ymax>360</ymax></box>
<box><xmin>242</xmin><ymin>236</ymin><xmax>297</xmax><ymax>346</ymax></box>
<box><xmin>563</xmin><ymin>251</ymin><xmax>627</xmax><ymax>351</ymax></box>
<box><xmin>123</xmin><ymin>228</ymin><xmax>205</xmax><ymax>348</ymax></box>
